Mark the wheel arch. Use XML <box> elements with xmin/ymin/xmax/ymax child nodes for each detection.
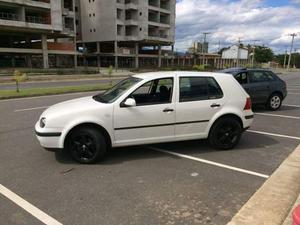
<box><xmin>269</xmin><ymin>91</ymin><xmax>283</xmax><ymax>100</ymax></box>
<box><xmin>208</xmin><ymin>113</ymin><xmax>243</xmax><ymax>136</ymax></box>
<box><xmin>62</xmin><ymin>122</ymin><xmax>112</xmax><ymax>150</ymax></box>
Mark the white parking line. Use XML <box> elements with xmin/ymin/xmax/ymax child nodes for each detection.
<box><xmin>288</xmin><ymin>89</ymin><xmax>300</xmax><ymax>91</ymax></box>
<box><xmin>283</xmin><ymin>104</ymin><xmax>300</xmax><ymax>108</ymax></box>
<box><xmin>289</xmin><ymin>92</ymin><xmax>300</xmax><ymax>95</ymax></box>
<box><xmin>255</xmin><ymin>113</ymin><xmax>300</xmax><ymax>120</ymax></box>
<box><xmin>146</xmin><ymin>146</ymin><xmax>269</xmax><ymax>179</ymax></box>
<box><xmin>247</xmin><ymin>130</ymin><xmax>300</xmax><ymax>140</ymax></box>
<box><xmin>0</xmin><ymin>184</ymin><xmax>63</xmax><ymax>225</ymax></box>
<box><xmin>14</xmin><ymin>106</ymin><xmax>49</xmax><ymax>112</ymax></box>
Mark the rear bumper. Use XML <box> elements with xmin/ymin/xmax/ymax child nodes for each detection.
<box><xmin>243</xmin><ymin>113</ymin><xmax>254</xmax><ymax>130</ymax></box>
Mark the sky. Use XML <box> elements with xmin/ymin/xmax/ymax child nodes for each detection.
<box><xmin>175</xmin><ymin>0</ymin><xmax>300</xmax><ymax>54</ymax></box>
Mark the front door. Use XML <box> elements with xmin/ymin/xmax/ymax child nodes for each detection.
<box><xmin>113</xmin><ymin>77</ymin><xmax>176</xmax><ymax>146</ymax></box>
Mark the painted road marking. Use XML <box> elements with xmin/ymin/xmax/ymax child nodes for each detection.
<box><xmin>283</xmin><ymin>104</ymin><xmax>300</xmax><ymax>108</ymax></box>
<box><xmin>247</xmin><ymin>130</ymin><xmax>300</xmax><ymax>140</ymax></box>
<box><xmin>288</xmin><ymin>89</ymin><xmax>300</xmax><ymax>91</ymax></box>
<box><xmin>0</xmin><ymin>184</ymin><xmax>63</xmax><ymax>225</ymax></box>
<box><xmin>146</xmin><ymin>146</ymin><xmax>269</xmax><ymax>179</ymax></box>
<box><xmin>14</xmin><ymin>106</ymin><xmax>49</xmax><ymax>112</ymax></box>
<box><xmin>289</xmin><ymin>92</ymin><xmax>300</xmax><ymax>95</ymax></box>
<box><xmin>255</xmin><ymin>113</ymin><xmax>300</xmax><ymax>120</ymax></box>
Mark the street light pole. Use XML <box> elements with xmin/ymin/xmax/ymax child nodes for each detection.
<box><xmin>287</xmin><ymin>33</ymin><xmax>297</xmax><ymax>70</ymax></box>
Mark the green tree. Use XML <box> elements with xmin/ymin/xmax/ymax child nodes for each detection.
<box><xmin>254</xmin><ymin>46</ymin><xmax>274</xmax><ymax>63</ymax></box>
<box><xmin>13</xmin><ymin>70</ymin><xmax>27</xmax><ymax>92</ymax></box>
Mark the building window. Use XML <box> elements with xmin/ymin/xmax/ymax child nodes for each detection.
<box><xmin>140</xmin><ymin>27</ymin><xmax>142</xmax><ymax>31</ymax></box>
<box><xmin>75</xmin><ymin>6</ymin><xmax>78</xmax><ymax>12</ymax></box>
<box><xmin>140</xmin><ymin>12</ymin><xmax>142</xmax><ymax>16</ymax></box>
<box><xmin>75</xmin><ymin>20</ymin><xmax>79</xmax><ymax>25</ymax></box>
<box><xmin>93</xmin><ymin>13</ymin><xmax>95</xmax><ymax>17</ymax></box>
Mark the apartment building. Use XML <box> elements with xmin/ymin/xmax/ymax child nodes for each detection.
<box><xmin>0</xmin><ymin>0</ymin><xmax>76</xmax><ymax>68</ymax></box>
<box><xmin>76</xmin><ymin>0</ymin><xmax>176</xmax><ymax>68</ymax></box>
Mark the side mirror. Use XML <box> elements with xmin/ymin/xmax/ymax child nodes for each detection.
<box><xmin>122</xmin><ymin>98</ymin><xmax>136</xmax><ymax>107</ymax></box>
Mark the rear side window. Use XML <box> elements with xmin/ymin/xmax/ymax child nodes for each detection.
<box><xmin>234</xmin><ymin>72</ymin><xmax>248</xmax><ymax>84</ymax></box>
<box><xmin>249</xmin><ymin>71</ymin><xmax>269</xmax><ymax>83</ymax></box>
<box><xmin>264</xmin><ymin>71</ymin><xmax>276</xmax><ymax>81</ymax></box>
<box><xmin>179</xmin><ymin>77</ymin><xmax>223</xmax><ymax>102</ymax></box>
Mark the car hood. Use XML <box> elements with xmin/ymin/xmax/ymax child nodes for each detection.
<box><xmin>41</xmin><ymin>96</ymin><xmax>103</xmax><ymax>119</ymax></box>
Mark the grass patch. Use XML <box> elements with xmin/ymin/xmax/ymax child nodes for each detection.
<box><xmin>0</xmin><ymin>84</ymin><xmax>112</xmax><ymax>100</ymax></box>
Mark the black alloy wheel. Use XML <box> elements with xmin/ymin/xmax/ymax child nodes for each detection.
<box><xmin>67</xmin><ymin>127</ymin><xmax>107</xmax><ymax>164</ymax></box>
<box><xmin>209</xmin><ymin>117</ymin><xmax>242</xmax><ymax>150</ymax></box>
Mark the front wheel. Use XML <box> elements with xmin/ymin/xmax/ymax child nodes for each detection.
<box><xmin>66</xmin><ymin>127</ymin><xmax>107</xmax><ymax>164</ymax></box>
<box><xmin>266</xmin><ymin>93</ymin><xmax>282</xmax><ymax>111</ymax></box>
<box><xmin>209</xmin><ymin>117</ymin><xmax>242</xmax><ymax>150</ymax></box>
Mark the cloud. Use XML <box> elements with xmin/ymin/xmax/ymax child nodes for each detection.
<box><xmin>175</xmin><ymin>0</ymin><xmax>300</xmax><ymax>53</ymax></box>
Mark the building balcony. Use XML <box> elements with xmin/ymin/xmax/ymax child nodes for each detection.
<box><xmin>0</xmin><ymin>12</ymin><xmax>19</xmax><ymax>21</ymax></box>
<box><xmin>124</xmin><ymin>3</ymin><xmax>138</xmax><ymax>10</ymax></box>
<box><xmin>148</xmin><ymin>5</ymin><xmax>170</xmax><ymax>14</ymax></box>
<box><xmin>148</xmin><ymin>21</ymin><xmax>170</xmax><ymax>28</ymax></box>
<box><xmin>0</xmin><ymin>0</ymin><xmax>50</xmax><ymax>9</ymax></box>
<box><xmin>26</xmin><ymin>15</ymin><xmax>49</xmax><ymax>24</ymax></box>
<box><xmin>124</xmin><ymin>19</ymin><xmax>138</xmax><ymax>26</ymax></box>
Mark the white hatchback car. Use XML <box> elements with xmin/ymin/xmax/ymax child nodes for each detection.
<box><xmin>35</xmin><ymin>72</ymin><xmax>254</xmax><ymax>164</ymax></box>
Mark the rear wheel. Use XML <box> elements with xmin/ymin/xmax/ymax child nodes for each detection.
<box><xmin>209</xmin><ymin>117</ymin><xmax>242</xmax><ymax>150</ymax></box>
<box><xmin>66</xmin><ymin>127</ymin><xmax>107</xmax><ymax>164</ymax></box>
<box><xmin>267</xmin><ymin>93</ymin><xmax>282</xmax><ymax>111</ymax></box>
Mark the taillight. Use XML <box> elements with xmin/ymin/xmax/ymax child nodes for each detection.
<box><xmin>244</xmin><ymin>97</ymin><xmax>252</xmax><ymax>110</ymax></box>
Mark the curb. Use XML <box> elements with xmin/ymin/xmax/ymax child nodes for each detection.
<box><xmin>227</xmin><ymin>144</ymin><xmax>300</xmax><ymax>225</ymax></box>
<box><xmin>282</xmin><ymin>194</ymin><xmax>300</xmax><ymax>225</ymax></box>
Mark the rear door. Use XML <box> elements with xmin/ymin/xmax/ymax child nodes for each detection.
<box><xmin>175</xmin><ymin>76</ymin><xmax>225</xmax><ymax>140</ymax></box>
<box><xmin>247</xmin><ymin>71</ymin><xmax>271</xmax><ymax>103</ymax></box>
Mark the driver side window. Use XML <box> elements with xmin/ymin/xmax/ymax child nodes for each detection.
<box><xmin>130</xmin><ymin>78</ymin><xmax>173</xmax><ymax>106</ymax></box>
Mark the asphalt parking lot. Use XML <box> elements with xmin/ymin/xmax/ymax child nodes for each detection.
<box><xmin>0</xmin><ymin>73</ymin><xmax>300</xmax><ymax>225</ymax></box>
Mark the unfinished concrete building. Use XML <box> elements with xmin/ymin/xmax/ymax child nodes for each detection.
<box><xmin>76</xmin><ymin>0</ymin><xmax>176</xmax><ymax>68</ymax></box>
<box><xmin>0</xmin><ymin>0</ymin><xmax>76</xmax><ymax>68</ymax></box>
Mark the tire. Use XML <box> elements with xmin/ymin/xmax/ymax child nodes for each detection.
<box><xmin>266</xmin><ymin>93</ymin><xmax>282</xmax><ymax>111</ymax></box>
<box><xmin>208</xmin><ymin>117</ymin><xmax>242</xmax><ymax>150</ymax></box>
<box><xmin>66</xmin><ymin>127</ymin><xmax>107</xmax><ymax>164</ymax></box>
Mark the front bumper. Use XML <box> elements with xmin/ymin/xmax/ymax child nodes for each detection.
<box><xmin>35</xmin><ymin>122</ymin><xmax>62</xmax><ymax>149</ymax></box>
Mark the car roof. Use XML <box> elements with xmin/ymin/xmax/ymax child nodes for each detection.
<box><xmin>220</xmin><ymin>68</ymin><xmax>272</xmax><ymax>74</ymax></box>
<box><xmin>132</xmin><ymin>71</ymin><xmax>231</xmax><ymax>81</ymax></box>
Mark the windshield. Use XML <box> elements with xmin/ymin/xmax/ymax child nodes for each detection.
<box><xmin>93</xmin><ymin>77</ymin><xmax>142</xmax><ymax>103</ymax></box>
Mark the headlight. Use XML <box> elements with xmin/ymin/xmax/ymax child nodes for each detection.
<box><xmin>40</xmin><ymin>117</ymin><xmax>46</xmax><ymax>128</ymax></box>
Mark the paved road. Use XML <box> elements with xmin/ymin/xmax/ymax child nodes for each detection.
<box><xmin>0</xmin><ymin>74</ymin><xmax>299</xmax><ymax>225</ymax></box>
<box><xmin>0</xmin><ymin>78</ymin><xmax>124</xmax><ymax>90</ymax></box>
<box><xmin>0</xmin><ymin>70</ymin><xmax>297</xmax><ymax>91</ymax></box>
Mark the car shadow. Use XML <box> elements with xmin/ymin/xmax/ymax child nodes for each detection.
<box><xmin>252</xmin><ymin>104</ymin><xmax>299</xmax><ymax>112</ymax></box>
<box><xmin>55</xmin><ymin>131</ymin><xmax>279</xmax><ymax>165</ymax></box>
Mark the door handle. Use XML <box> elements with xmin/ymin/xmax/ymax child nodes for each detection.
<box><xmin>210</xmin><ymin>103</ymin><xmax>221</xmax><ymax>108</ymax></box>
<box><xmin>163</xmin><ymin>108</ymin><xmax>174</xmax><ymax>112</ymax></box>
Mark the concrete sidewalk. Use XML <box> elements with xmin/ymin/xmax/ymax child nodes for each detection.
<box><xmin>228</xmin><ymin>144</ymin><xmax>300</xmax><ymax>225</ymax></box>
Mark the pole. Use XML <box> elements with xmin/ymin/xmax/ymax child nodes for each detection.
<box><xmin>202</xmin><ymin>32</ymin><xmax>211</xmax><ymax>65</ymax></box>
<box><xmin>251</xmin><ymin>40</ymin><xmax>258</xmax><ymax>68</ymax></box>
<box><xmin>283</xmin><ymin>48</ymin><xmax>287</xmax><ymax>69</ymax></box>
<box><xmin>287</xmin><ymin>33</ymin><xmax>297</xmax><ymax>70</ymax></box>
